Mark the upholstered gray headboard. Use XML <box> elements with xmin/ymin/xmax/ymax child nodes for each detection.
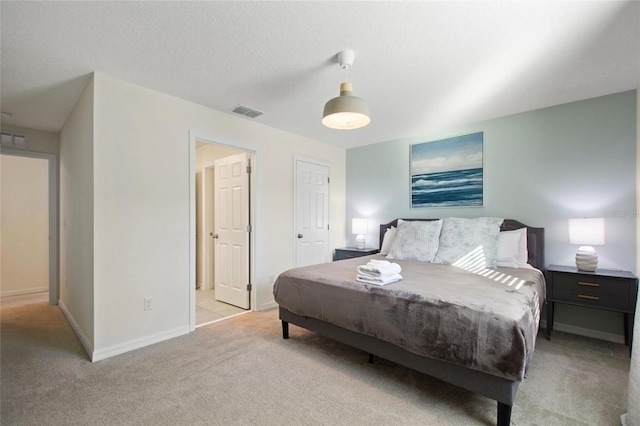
<box><xmin>379</xmin><ymin>218</ymin><xmax>545</xmax><ymax>271</ymax></box>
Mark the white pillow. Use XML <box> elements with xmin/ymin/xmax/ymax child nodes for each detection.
<box><xmin>379</xmin><ymin>226</ymin><xmax>397</xmax><ymax>256</ymax></box>
<box><xmin>432</xmin><ymin>217</ymin><xmax>503</xmax><ymax>268</ymax></box>
<box><xmin>496</xmin><ymin>228</ymin><xmax>528</xmax><ymax>268</ymax></box>
<box><xmin>387</xmin><ymin>219</ymin><xmax>443</xmax><ymax>262</ymax></box>
<box><xmin>495</xmin><ymin>231</ymin><xmax>521</xmax><ymax>268</ymax></box>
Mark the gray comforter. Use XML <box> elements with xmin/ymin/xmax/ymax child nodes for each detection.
<box><xmin>273</xmin><ymin>255</ymin><xmax>546</xmax><ymax>382</ymax></box>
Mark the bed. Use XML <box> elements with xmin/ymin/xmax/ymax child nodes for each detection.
<box><xmin>274</xmin><ymin>218</ymin><xmax>545</xmax><ymax>426</ymax></box>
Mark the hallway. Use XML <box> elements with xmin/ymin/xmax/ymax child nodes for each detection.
<box><xmin>195</xmin><ymin>288</ymin><xmax>246</xmax><ymax>326</ymax></box>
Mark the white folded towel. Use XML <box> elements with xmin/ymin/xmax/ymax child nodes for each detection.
<box><xmin>357</xmin><ymin>260</ymin><xmax>401</xmax><ymax>278</ymax></box>
<box><xmin>356</xmin><ymin>273</ymin><xmax>403</xmax><ymax>286</ymax></box>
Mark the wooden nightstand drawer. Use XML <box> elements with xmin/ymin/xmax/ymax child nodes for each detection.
<box><xmin>553</xmin><ymin>288</ymin><xmax>629</xmax><ymax>310</ymax></box>
<box><xmin>553</xmin><ymin>274</ymin><xmax>630</xmax><ymax>297</ymax></box>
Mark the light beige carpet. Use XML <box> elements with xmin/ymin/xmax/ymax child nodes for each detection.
<box><xmin>0</xmin><ymin>295</ymin><xmax>630</xmax><ymax>425</ymax></box>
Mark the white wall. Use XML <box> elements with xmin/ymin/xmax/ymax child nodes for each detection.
<box><xmin>0</xmin><ymin>155</ymin><xmax>49</xmax><ymax>296</ymax></box>
<box><xmin>347</xmin><ymin>91</ymin><xmax>637</xmax><ymax>270</ymax></box>
<box><xmin>86</xmin><ymin>73</ymin><xmax>345</xmax><ymax>359</ymax></box>
<box><xmin>59</xmin><ymin>75</ymin><xmax>95</xmax><ymax>351</ymax></box>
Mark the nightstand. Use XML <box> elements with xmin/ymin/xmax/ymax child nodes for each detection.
<box><xmin>334</xmin><ymin>247</ymin><xmax>379</xmax><ymax>261</ymax></box>
<box><xmin>545</xmin><ymin>264</ymin><xmax>638</xmax><ymax>349</ymax></box>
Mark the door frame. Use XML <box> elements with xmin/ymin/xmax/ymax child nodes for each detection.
<box><xmin>293</xmin><ymin>155</ymin><xmax>331</xmax><ymax>267</ymax></box>
<box><xmin>189</xmin><ymin>132</ymin><xmax>257</xmax><ymax>331</ymax></box>
<box><xmin>201</xmin><ymin>162</ymin><xmax>216</xmax><ymax>291</ymax></box>
<box><xmin>0</xmin><ymin>148</ymin><xmax>58</xmax><ymax>305</ymax></box>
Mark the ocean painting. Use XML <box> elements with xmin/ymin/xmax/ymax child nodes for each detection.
<box><xmin>411</xmin><ymin>132</ymin><xmax>483</xmax><ymax>208</ymax></box>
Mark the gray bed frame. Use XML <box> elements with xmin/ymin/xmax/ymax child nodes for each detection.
<box><xmin>279</xmin><ymin>219</ymin><xmax>544</xmax><ymax>426</ymax></box>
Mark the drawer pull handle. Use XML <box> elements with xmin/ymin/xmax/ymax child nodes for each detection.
<box><xmin>578</xmin><ymin>281</ymin><xmax>600</xmax><ymax>287</ymax></box>
<box><xmin>578</xmin><ymin>294</ymin><xmax>600</xmax><ymax>301</ymax></box>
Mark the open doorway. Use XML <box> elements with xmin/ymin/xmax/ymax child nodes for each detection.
<box><xmin>0</xmin><ymin>149</ymin><xmax>58</xmax><ymax>305</ymax></box>
<box><xmin>193</xmin><ymin>140</ymin><xmax>254</xmax><ymax>327</ymax></box>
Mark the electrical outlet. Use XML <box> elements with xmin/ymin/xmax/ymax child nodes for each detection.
<box><xmin>144</xmin><ymin>297</ymin><xmax>152</xmax><ymax>311</ymax></box>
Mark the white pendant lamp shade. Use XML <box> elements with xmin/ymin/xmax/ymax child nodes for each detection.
<box><xmin>322</xmin><ymin>50</ymin><xmax>370</xmax><ymax>130</ymax></box>
<box><xmin>322</xmin><ymin>82</ymin><xmax>370</xmax><ymax>130</ymax></box>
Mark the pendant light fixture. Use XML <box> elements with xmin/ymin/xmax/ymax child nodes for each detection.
<box><xmin>322</xmin><ymin>49</ymin><xmax>370</xmax><ymax>130</ymax></box>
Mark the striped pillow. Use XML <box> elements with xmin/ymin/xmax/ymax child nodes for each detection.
<box><xmin>387</xmin><ymin>219</ymin><xmax>443</xmax><ymax>262</ymax></box>
<box><xmin>432</xmin><ymin>217</ymin><xmax>504</xmax><ymax>268</ymax></box>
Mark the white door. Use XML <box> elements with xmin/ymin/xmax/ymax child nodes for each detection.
<box><xmin>295</xmin><ymin>159</ymin><xmax>330</xmax><ymax>267</ymax></box>
<box><xmin>214</xmin><ymin>152</ymin><xmax>250</xmax><ymax>309</ymax></box>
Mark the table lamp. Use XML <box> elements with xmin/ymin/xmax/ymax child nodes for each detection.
<box><xmin>569</xmin><ymin>218</ymin><xmax>605</xmax><ymax>272</ymax></box>
<box><xmin>352</xmin><ymin>218</ymin><xmax>368</xmax><ymax>250</ymax></box>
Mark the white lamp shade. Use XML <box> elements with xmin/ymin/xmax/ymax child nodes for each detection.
<box><xmin>352</xmin><ymin>218</ymin><xmax>368</xmax><ymax>235</ymax></box>
<box><xmin>322</xmin><ymin>82</ymin><xmax>370</xmax><ymax>130</ymax></box>
<box><xmin>568</xmin><ymin>218</ymin><xmax>605</xmax><ymax>245</ymax></box>
<box><xmin>352</xmin><ymin>218</ymin><xmax>367</xmax><ymax>250</ymax></box>
<box><xmin>569</xmin><ymin>218</ymin><xmax>604</xmax><ymax>272</ymax></box>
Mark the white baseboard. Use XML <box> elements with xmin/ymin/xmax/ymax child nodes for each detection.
<box><xmin>1</xmin><ymin>287</ymin><xmax>48</xmax><ymax>297</ymax></box>
<box><xmin>258</xmin><ymin>301</ymin><xmax>278</xmax><ymax>311</ymax></box>
<box><xmin>540</xmin><ymin>319</ymin><xmax>625</xmax><ymax>344</ymax></box>
<box><xmin>58</xmin><ymin>300</ymin><xmax>94</xmax><ymax>359</ymax></box>
<box><xmin>91</xmin><ymin>325</ymin><xmax>191</xmax><ymax>362</ymax></box>
<box><xmin>59</xmin><ymin>301</ymin><xmax>194</xmax><ymax>362</ymax></box>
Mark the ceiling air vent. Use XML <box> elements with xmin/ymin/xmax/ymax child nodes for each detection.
<box><xmin>1</xmin><ymin>131</ymin><xmax>28</xmax><ymax>148</ymax></box>
<box><xmin>231</xmin><ymin>105</ymin><xmax>263</xmax><ymax>119</ymax></box>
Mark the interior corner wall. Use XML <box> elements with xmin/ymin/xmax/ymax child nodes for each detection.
<box><xmin>90</xmin><ymin>73</ymin><xmax>345</xmax><ymax>359</ymax></box>
<box><xmin>59</xmin><ymin>75</ymin><xmax>95</xmax><ymax>353</ymax></box>
<box><xmin>346</xmin><ymin>90</ymin><xmax>637</xmax><ymax>339</ymax></box>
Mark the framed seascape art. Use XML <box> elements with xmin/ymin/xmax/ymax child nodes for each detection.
<box><xmin>410</xmin><ymin>132</ymin><xmax>484</xmax><ymax>208</ymax></box>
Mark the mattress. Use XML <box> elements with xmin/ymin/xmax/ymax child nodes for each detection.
<box><xmin>273</xmin><ymin>254</ymin><xmax>546</xmax><ymax>381</ymax></box>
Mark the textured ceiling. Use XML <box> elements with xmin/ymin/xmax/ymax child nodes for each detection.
<box><xmin>1</xmin><ymin>1</ymin><xmax>638</xmax><ymax>149</ymax></box>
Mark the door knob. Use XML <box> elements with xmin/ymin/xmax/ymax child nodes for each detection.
<box><xmin>297</xmin><ymin>234</ymin><xmax>303</xmax><ymax>238</ymax></box>
<box><xmin>210</xmin><ymin>233</ymin><xmax>219</xmax><ymax>239</ymax></box>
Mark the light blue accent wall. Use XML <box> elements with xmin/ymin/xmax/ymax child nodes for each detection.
<box><xmin>346</xmin><ymin>91</ymin><xmax>637</xmax><ymax>338</ymax></box>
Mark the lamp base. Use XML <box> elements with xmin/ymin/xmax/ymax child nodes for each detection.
<box><xmin>575</xmin><ymin>246</ymin><xmax>598</xmax><ymax>272</ymax></box>
<box><xmin>355</xmin><ymin>234</ymin><xmax>365</xmax><ymax>250</ymax></box>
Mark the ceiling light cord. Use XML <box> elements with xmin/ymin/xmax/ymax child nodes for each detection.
<box><xmin>322</xmin><ymin>49</ymin><xmax>370</xmax><ymax>130</ymax></box>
